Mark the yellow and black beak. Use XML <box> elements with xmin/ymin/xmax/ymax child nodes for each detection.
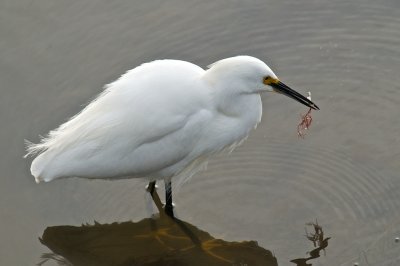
<box><xmin>264</xmin><ymin>77</ymin><xmax>319</xmax><ymax>110</ymax></box>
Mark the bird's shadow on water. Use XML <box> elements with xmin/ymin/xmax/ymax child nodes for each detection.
<box><xmin>38</xmin><ymin>216</ymin><xmax>279</xmax><ymax>266</ymax></box>
<box><xmin>37</xmin><ymin>189</ymin><xmax>278</xmax><ymax>266</ymax></box>
<box><xmin>37</xmin><ymin>190</ymin><xmax>330</xmax><ymax>266</ymax></box>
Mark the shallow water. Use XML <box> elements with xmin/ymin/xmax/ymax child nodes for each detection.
<box><xmin>1</xmin><ymin>0</ymin><xmax>400</xmax><ymax>265</ymax></box>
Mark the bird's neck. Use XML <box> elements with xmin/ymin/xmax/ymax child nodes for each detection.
<box><xmin>208</xmin><ymin>79</ymin><xmax>261</xmax><ymax>117</ymax></box>
<box><xmin>213</xmin><ymin>87</ymin><xmax>263</xmax><ymax>137</ymax></box>
<box><xmin>218</xmin><ymin>91</ymin><xmax>261</xmax><ymax>117</ymax></box>
<box><xmin>202</xmin><ymin>72</ymin><xmax>263</xmax><ymax>142</ymax></box>
<box><xmin>203</xmin><ymin>91</ymin><xmax>262</xmax><ymax>154</ymax></box>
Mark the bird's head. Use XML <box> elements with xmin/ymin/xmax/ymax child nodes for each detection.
<box><xmin>206</xmin><ymin>56</ymin><xmax>319</xmax><ymax>110</ymax></box>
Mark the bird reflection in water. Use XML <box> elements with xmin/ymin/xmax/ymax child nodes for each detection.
<box><xmin>290</xmin><ymin>220</ymin><xmax>331</xmax><ymax>266</ymax></box>
<box><xmin>38</xmin><ymin>189</ymin><xmax>278</xmax><ymax>266</ymax></box>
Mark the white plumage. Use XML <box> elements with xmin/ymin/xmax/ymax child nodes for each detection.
<box><xmin>26</xmin><ymin>56</ymin><xmax>318</xmax><ymax>186</ymax></box>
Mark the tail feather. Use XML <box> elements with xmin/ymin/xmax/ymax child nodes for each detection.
<box><xmin>30</xmin><ymin>151</ymin><xmax>52</xmax><ymax>183</ymax></box>
<box><xmin>26</xmin><ymin>141</ymin><xmax>55</xmax><ymax>183</ymax></box>
<box><xmin>34</xmin><ymin>175</ymin><xmax>43</xmax><ymax>184</ymax></box>
<box><xmin>24</xmin><ymin>138</ymin><xmax>48</xmax><ymax>158</ymax></box>
<box><xmin>24</xmin><ymin>139</ymin><xmax>45</xmax><ymax>183</ymax></box>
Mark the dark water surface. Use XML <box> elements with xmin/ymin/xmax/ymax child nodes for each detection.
<box><xmin>1</xmin><ymin>0</ymin><xmax>400</xmax><ymax>265</ymax></box>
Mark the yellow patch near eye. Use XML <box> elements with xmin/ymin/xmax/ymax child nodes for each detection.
<box><xmin>263</xmin><ymin>76</ymin><xmax>279</xmax><ymax>85</ymax></box>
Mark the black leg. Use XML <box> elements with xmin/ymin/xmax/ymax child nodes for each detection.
<box><xmin>165</xmin><ymin>180</ymin><xmax>174</xmax><ymax>217</ymax></box>
<box><xmin>147</xmin><ymin>181</ymin><xmax>156</xmax><ymax>195</ymax></box>
<box><xmin>147</xmin><ymin>180</ymin><xmax>166</xmax><ymax>215</ymax></box>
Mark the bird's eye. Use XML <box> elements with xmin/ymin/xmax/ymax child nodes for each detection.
<box><xmin>263</xmin><ymin>76</ymin><xmax>279</xmax><ymax>85</ymax></box>
<box><xmin>263</xmin><ymin>76</ymin><xmax>271</xmax><ymax>84</ymax></box>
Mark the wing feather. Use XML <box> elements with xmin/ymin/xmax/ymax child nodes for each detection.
<box><xmin>28</xmin><ymin>60</ymin><xmax>212</xmax><ymax>182</ymax></box>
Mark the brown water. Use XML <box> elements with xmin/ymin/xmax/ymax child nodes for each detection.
<box><xmin>2</xmin><ymin>0</ymin><xmax>400</xmax><ymax>265</ymax></box>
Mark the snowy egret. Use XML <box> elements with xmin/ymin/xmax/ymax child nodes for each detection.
<box><xmin>25</xmin><ymin>56</ymin><xmax>319</xmax><ymax>216</ymax></box>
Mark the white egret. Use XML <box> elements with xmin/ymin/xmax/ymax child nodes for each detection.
<box><xmin>25</xmin><ymin>56</ymin><xmax>319</xmax><ymax>216</ymax></box>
